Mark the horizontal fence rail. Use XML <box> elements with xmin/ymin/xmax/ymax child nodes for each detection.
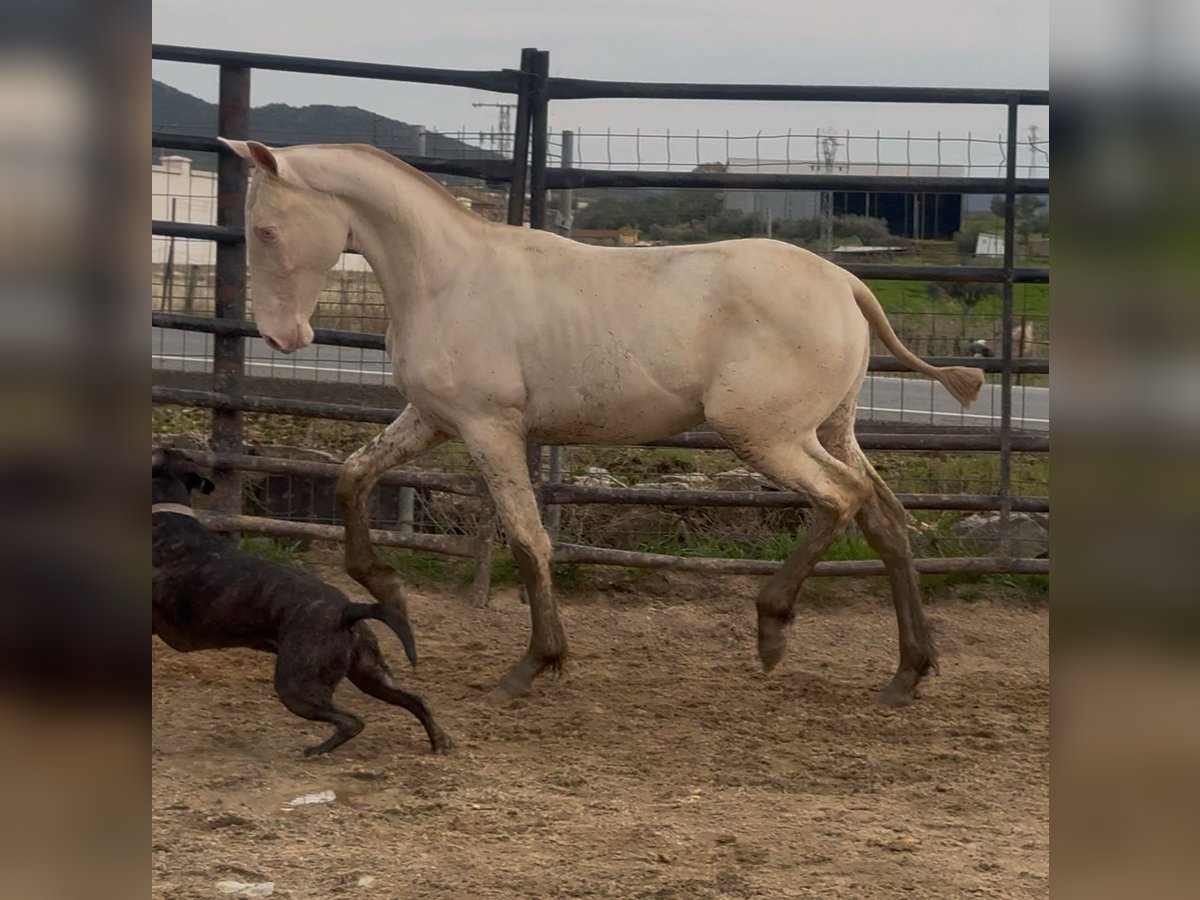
<box><xmin>198</xmin><ymin>510</ymin><xmax>1048</xmax><ymax>577</ymax></box>
<box><xmin>151</xmin><ymin>132</ymin><xmax>517</xmax><ymax>182</ymax></box>
<box><xmin>193</xmin><ymin>508</ymin><xmax>1049</xmax><ymax>578</ymax></box>
<box><xmin>551</xmin><ymin>544</ymin><xmax>1049</xmax><ymax>577</ymax></box>
<box><xmin>153</xmin><ymin>386</ymin><xmax>1050</xmax><ymax>453</ymax></box>
<box><xmin>184</xmin><ymin>452</ymin><xmax>1049</xmax><ymax>578</ymax></box>
<box><xmin>179</xmin><ymin>450</ymin><xmax>1047</xmax><ymax>513</ymax></box>
<box><xmin>544</xmin><ymin>77</ymin><xmax>1049</xmax><ymax>106</ymax></box>
<box><xmin>152</xmin><ymin>222</ymin><xmax>244</xmax><ymax>244</ymax></box>
<box><xmin>544</xmin><ymin>168</ymin><xmax>1048</xmax><ymax>194</ymax></box>
<box><xmin>150</xmin><ymin>314</ymin><xmax>1050</xmax><ymax>374</ymax></box>
<box><xmin>153</xmin><ymin>44</ymin><xmax>522</xmax><ymax>93</ymax></box>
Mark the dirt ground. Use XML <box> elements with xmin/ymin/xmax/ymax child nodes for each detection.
<box><xmin>152</xmin><ymin>569</ymin><xmax>1049</xmax><ymax>899</ymax></box>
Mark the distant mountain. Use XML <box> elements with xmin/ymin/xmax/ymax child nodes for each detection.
<box><xmin>152</xmin><ymin>80</ymin><xmax>501</xmax><ymax>174</ymax></box>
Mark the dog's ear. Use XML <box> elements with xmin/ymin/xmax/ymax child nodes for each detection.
<box><xmin>183</xmin><ymin>471</ymin><xmax>216</xmax><ymax>495</ymax></box>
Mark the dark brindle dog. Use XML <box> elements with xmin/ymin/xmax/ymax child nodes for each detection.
<box><xmin>152</xmin><ymin>447</ymin><xmax>451</xmax><ymax>756</ymax></box>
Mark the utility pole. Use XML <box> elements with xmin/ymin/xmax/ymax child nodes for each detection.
<box><xmin>555</xmin><ymin>129</ymin><xmax>575</xmax><ymax>236</ymax></box>
<box><xmin>818</xmin><ymin>128</ymin><xmax>839</xmax><ymax>253</ymax></box>
<box><xmin>472</xmin><ymin>102</ymin><xmax>516</xmax><ymax>156</ymax></box>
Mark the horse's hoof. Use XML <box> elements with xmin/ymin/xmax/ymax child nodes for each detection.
<box><xmin>877</xmin><ymin>673</ymin><xmax>921</xmax><ymax>708</ymax></box>
<box><xmin>757</xmin><ymin>613</ymin><xmax>790</xmax><ymax>672</ymax></box>
<box><xmin>758</xmin><ymin>641</ymin><xmax>787</xmax><ymax>673</ymax></box>
<box><xmin>431</xmin><ymin>731</ymin><xmax>454</xmax><ymax>754</ymax></box>
<box><xmin>487</xmin><ymin>674</ymin><xmax>532</xmax><ymax>705</ymax></box>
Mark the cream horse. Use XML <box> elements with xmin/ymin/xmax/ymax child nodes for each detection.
<box><xmin>219</xmin><ymin>139</ymin><xmax>983</xmax><ymax>706</ymax></box>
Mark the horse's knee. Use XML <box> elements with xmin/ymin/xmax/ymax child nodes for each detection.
<box><xmin>503</xmin><ymin>515</ymin><xmax>552</xmax><ymax>563</ymax></box>
<box><xmin>336</xmin><ymin>457</ymin><xmax>370</xmax><ymax>510</ymax></box>
<box><xmin>346</xmin><ymin>554</ymin><xmax>380</xmax><ymax>584</ymax></box>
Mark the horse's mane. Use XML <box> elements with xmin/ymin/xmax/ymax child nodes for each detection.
<box><xmin>296</xmin><ymin>143</ymin><xmax>489</xmax><ymax>223</ymax></box>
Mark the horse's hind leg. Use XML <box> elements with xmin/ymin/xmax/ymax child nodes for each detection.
<box><xmin>348</xmin><ymin>630</ymin><xmax>452</xmax><ymax>753</ymax></box>
<box><xmin>336</xmin><ymin>405</ymin><xmax>446</xmax><ymax>617</ymax></box>
<box><xmin>855</xmin><ymin>466</ymin><xmax>938</xmax><ymax>706</ymax></box>
<box><xmin>721</xmin><ymin>430</ymin><xmax>872</xmax><ymax>672</ymax></box>
<box><xmin>818</xmin><ymin>400</ymin><xmax>938</xmax><ymax>706</ymax></box>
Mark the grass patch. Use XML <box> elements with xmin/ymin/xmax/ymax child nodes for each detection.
<box><xmin>368</xmin><ymin>549</ymin><xmax>594</xmax><ymax>592</ymax></box>
<box><xmin>920</xmin><ymin>571</ymin><xmax>1049</xmax><ymax>604</ymax></box>
<box><xmin>239</xmin><ymin>536</ymin><xmax>304</xmax><ymax>565</ymax></box>
<box><xmin>634</xmin><ymin>529</ymin><xmax>877</xmax><ymax>564</ymax></box>
<box><xmin>868</xmin><ymin>280</ymin><xmax>1049</xmax><ymax>321</ymax></box>
<box><xmin>377</xmin><ymin>548</ymin><xmax>478</xmax><ymax>587</ymax></box>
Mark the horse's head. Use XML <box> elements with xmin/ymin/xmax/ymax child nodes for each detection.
<box><xmin>218</xmin><ymin>139</ymin><xmax>350</xmax><ymax>353</ymax></box>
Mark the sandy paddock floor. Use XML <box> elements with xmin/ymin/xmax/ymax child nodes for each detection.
<box><xmin>152</xmin><ymin>568</ymin><xmax>1048</xmax><ymax>899</ymax></box>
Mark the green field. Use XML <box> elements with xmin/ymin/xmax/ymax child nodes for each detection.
<box><xmin>867</xmin><ymin>279</ymin><xmax>1049</xmax><ymax>320</ymax></box>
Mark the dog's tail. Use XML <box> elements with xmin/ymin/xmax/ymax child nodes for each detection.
<box><xmin>343</xmin><ymin>603</ymin><xmax>418</xmax><ymax>667</ymax></box>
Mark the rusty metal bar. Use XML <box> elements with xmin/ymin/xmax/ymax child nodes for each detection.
<box><xmin>998</xmin><ymin>100</ymin><xmax>1020</xmax><ymax>556</ymax></box>
<box><xmin>211</xmin><ymin>66</ymin><xmax>250</xmax><ymax>518</ymax></box>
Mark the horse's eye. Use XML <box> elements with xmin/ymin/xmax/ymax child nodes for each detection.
<box><xmin>256</xmin><ymin>226</ymin><xmax>278</xmax><ymax>243</ymax></box>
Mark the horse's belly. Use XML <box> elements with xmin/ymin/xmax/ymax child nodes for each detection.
<box><xmin>525</xmin><ymin>374</ymin><xmax>705</xmax><ymax>444</ymax></box>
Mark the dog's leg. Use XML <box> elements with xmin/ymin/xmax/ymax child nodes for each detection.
<box><xmin>273</xmin><ymin>648</ymin><xmax>363</xmax><ymax>756</ymax></box>
<box><xmin>349</xmin><ymin>630</ymin><xmax>451</xmax><ymax>753</ymax></box>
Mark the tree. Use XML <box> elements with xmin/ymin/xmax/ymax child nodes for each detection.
<box><xmin>989</xmin><ymin>194</ymin><xmax>1048</xmax><ymax>251</ymax></box>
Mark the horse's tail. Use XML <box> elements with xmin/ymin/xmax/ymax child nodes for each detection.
<box><xmin>848</xmin><ymin>275</ymin><xmax>984</xmax><ymax>407</ymax></box>
<box><xmin>343</xmin><ymin>602</ymin><xmax>418</xmax><ymax>667</ymax></box>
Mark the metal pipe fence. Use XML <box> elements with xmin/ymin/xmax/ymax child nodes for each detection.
<box><xmin>150</xmin><ymin>44</ymin><xmax>1049</xmax><ymax>582</ymax></box>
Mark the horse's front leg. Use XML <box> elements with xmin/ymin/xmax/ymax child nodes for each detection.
<box><xmin>460</xmin><ymin>420</ymin><xmax>566</xmax><ymax>701</ymax></box>
<box><xmin>336</xmin><ymin>405</ymin><xmax>446</xmax><ymax>618</ymax></box>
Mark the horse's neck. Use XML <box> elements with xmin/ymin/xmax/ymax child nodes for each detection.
<box><xmin>315</xmin><ymin>150</ymin><xmax>484</xmax><ymax>309</ymax></box>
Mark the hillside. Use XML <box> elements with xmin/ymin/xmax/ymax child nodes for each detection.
<box><xmin>152</xmin><ymin>80</ymin><xmax>499</xmax><ymax>171</ymax></box>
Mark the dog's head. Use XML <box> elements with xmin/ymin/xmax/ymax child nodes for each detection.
<box><xmin>151</xmin><ymin>447</ymin><xmax>215</xmax><ymax>506</ymax></box>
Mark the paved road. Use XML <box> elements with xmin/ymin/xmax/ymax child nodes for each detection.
<box><xmin>152</xmin><ymin>327</ymin><xmax>1049</xmax><ymax>432</ymax></box>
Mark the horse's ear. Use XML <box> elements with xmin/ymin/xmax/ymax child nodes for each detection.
<box><xmin>217</xmin><ymin>137</ymin><xmax>250</xmax><ymax>159</ymax></box>
<box><xmin>217</xmin><ymin>137</ymin><xmax>280</xmax><ymax>177</ymax></box>
<box><xmin>246</xmin><ymin>141</ymin><xmax>280</xmax><ymax>176</ymax></box>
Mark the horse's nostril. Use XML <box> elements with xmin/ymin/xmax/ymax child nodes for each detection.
<box><xmin>264</xmin><ymin>335</ymin><xmax>283</xmax><ymax>352</ymax></box>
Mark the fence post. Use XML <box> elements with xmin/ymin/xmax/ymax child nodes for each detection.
<box><xmin>997</xmin><ymin>99</ymin><xmax>1019</xmax><ymax>557</ymax></box>
<box><xmin>163</xmin><ymin>198</ymin><xmax>178</xmax><ymax>311</ymax></box>
<box><xmin>525</xmin><ymin>49</ymin><xmax>552</xmax><ymax>535</ymax></box>
<box><xmin>545</xmin><ymin>124</ymin><xmax>574</xmax><ymax>541</ymax></box>
<box><xmin>527</xmin><ymin>50</ymin><xmax>550</xmax><ymax>232</ymax></box>
<box><xmin>212</xmin><ymin>65</ymin><xmax>250</xmax><ymax>523</ymax></box>
<box><xmin>505</xmin><ymin>48</ymin><xmax>535</xmax><ymax>228</ymax></box>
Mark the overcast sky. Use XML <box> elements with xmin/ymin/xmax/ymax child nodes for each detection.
<box><xmin>152</xmin><ymin>0</ymin><xmax>1049</xmax><ymax>172</ymax></box>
